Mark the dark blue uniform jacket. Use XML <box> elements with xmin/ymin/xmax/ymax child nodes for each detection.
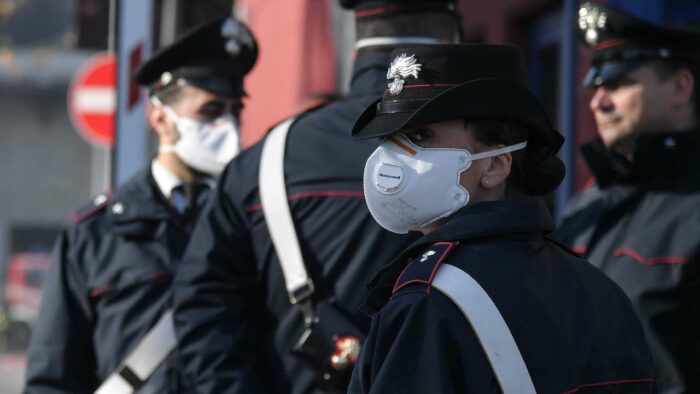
<box><xmin>557</xmin><ymin>133</ymin><xmax>700</xmax><ymax>393</ymax></box>
<box><xmin>171</xmin><ymin>50</ymin><xmax>414</xmax><ymax>394</ymax></box>
<box><xmin>349</xmin><ymin>197</ymin><xmax>654</xmax><ymax>394</ymax></box>
<box><xmin>25</xmin><ymin>169</ymin><xmax>189</xmax><ymax>393</ymax></box>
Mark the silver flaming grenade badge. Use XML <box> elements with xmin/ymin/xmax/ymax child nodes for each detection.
<box><xmin>387</xmin><ymin>53</ymin><xmax>422</xmax><ymax>96</ymax></box>
<box><xmin>578</xmin><ymin>3</ymin><xmax>608</xmax><ymax>46</ymax></box>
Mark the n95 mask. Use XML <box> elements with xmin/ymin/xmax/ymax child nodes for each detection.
<box><xmin>363</xmin><ymin>134</ymin><xmax>527</xmax><ymax>234</ymax></box>
<box><xmin>152</xmin><ymin>97</ymin><xmax>241</xmax><ymax>176</ymax></box>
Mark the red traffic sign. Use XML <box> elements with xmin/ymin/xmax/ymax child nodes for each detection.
<box><xmin>68</xmin><ymin>53</ymin><xmax>116</xmax><ymax>148</ymax></box>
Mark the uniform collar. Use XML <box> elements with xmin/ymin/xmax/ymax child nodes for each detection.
<box><xmin>360</xmin><ymin>197</ymin><xmax>554</xmax><ymax>316</ymax></box>
<box><xmin>583</xmin><ymin>131</ymin><xmax>700</xmax><ymax>188</ymax></box>
<box><xmin>151</xmin><ymin>159</ymin><xmax>183</xmax><ymax>198</ymax></box>
<box><xmin>108</xmin><ymin>169</ymin><xmax>172</xmax><ymax>224</ymax></box>
<box><xmin>421</xmin><ymin>197</ymin><xmax>554</xmax><ymax>244</ymax></box>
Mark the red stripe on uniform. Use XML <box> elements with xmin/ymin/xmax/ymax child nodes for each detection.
<box><xmin>355</xmin><ymin>4</ymin><xmax>447</xmax><ymax>18</ymax></box>
<box><xmin>614</xmin><ymin>247</ymin><xmax>687</xmax><ymax>266</ymax></box>
<box><xmin>245</xmin><ymin>190</ymin><xmax>365</xmax><ymax>212</ymax></box>
<box><xmin>356</xmin><ymin>6</ymin><xmax>401</xmax><ymax>17</ymax></box>
<box><xmin>392</xmin><ymin>242</ymin><xmax>457</xmax><ymax>295</ymax></box>
<box><xmin>571</xmin><ymin>246</ymin><xmax>587</xmax><ymax>256</ymax></box>
<box><xmin>592</xmin><ymin>38</ymin><xmax>629</xmax><ymax>50</ymax></box>
<box><xmin>90</xmin><ymin>285</ymin><xmax>113</xmax><ymax>298</ymax></box>
<box><xmin>90</xmin><ymin>271</ymin><xmax>172</xmax><ymax>298</ymax></box>
<box><xmin>561</xmin><ymin>378</ymin><xmax>655</xmax><ymax>394</ymax></box>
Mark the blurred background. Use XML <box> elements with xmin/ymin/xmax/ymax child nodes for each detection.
<box><xmin>0</xmin><ymin>0</ymin><xmax>698</xmax><ymax>392</ymax></box>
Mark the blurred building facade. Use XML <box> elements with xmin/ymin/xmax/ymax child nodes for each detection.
<box><xmin>0</xmin><ymin>1</ymin><xmax>107</xmax><ymax>303</ymax></box>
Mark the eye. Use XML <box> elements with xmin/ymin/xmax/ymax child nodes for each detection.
<box><xmin>405</xmin><ymin>128</ymin><xmax>433</xmax><ymax>144</ymax></box>
<box><xmin>198</xmin><ymin>101</ymin><xmax>226</xmax><ymax>121</ymax></box>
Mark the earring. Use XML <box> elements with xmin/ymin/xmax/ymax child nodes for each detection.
<box><xmin>483</xmin><ymin>179</ymin><xmax>489</xmax><ymax>186</ymax></box>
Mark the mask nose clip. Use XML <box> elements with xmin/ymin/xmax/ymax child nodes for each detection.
<box><xmin>374</xmin><ymin>162</ymin><xmax>405</xmax><ymax>194</ymax></box>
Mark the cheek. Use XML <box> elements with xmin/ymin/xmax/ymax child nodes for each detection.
<box><xmin>458</xmin><ymin>163</ymin><xmax>483</xmax><ymax>192</ymax></box>
<box><xmin>165</xmin><ymin>120</ymin><xmax>182</xmax><ymax>142</ymax></box>
<box><xmin>641</xmin><ymin>86</ymin><xmax>673</xmax><ymax>123</ymax></box>
<box><xmin>615</xmin><ymin>90</ymin><xmax>643</xmax><ymax>121</ymax></box>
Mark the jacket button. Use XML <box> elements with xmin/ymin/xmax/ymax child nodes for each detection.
<box><xmin>663</xmin><ymin>137</ymin><xmax>676</xmax><ymax>149</ymax></box>
<box><xmin>93</xmin><ymin>194</ymin><xmax>107</xmax><ymax>206</ymax></box>
<box><xmin>112</xmin><ymin>202</ymin><xmax>125</xmax><ymax>215</ymax></box>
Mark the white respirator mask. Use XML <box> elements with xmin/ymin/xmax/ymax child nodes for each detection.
<box><xmin>363</xmin><ymin>133</ymin><xmax>527</xmax><ymax>234</ymax></box>
<box><xmin>152</xmin><ymin>96</ymin><xmax>241</xmax><ymax>176</ymax></box>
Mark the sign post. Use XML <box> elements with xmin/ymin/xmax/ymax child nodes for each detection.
<box><xmin>113</xmin><ymin>0</ymin><xmax>154</xmax><ymax>187</ymax></box>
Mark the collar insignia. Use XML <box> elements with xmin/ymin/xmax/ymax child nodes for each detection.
<box><xmin>420</xmin><ymin>250</ymin><xmax>436</xmax><ymax>262</ymax></box>
<box><xmin>578</xmin><ymin>3</ymin><xmax>608</xmax><ymax>45</ymax></box>
<box><xmin>386</xmin><ymin>53</ymin><xmax>422</xmax><ymax>96</ymax></box>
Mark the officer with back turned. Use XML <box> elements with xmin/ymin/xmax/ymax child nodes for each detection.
<box><xmin>171</xmin><ymin>1</ymin><xmax>463</xmax><ymax>392</ymax></box>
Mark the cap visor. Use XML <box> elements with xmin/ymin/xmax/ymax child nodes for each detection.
<box><xmin>584</xmin><ymin>60</ymin><xmax>641</xmax><ymax>87</ymax></box>
<box><xmin>352</xmin><ymin>97</ymin><xmax>413</xmax><ymax>140</ymax></box>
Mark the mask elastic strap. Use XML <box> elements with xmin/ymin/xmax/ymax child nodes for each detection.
<box><xmin>355</xmin><ymin>36</ymin><xmax>441</xmax><ymax>50</ymax></box>
<box><xmin>470</xmin><ymin>141</ymin><xmax>528</xmax><ymax>161</ymax></box>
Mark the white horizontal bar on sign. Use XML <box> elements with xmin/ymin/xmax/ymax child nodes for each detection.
<box><xmin>74</xmin><ymin>87</ymin><xmax>117</xmax><ymax>114</ymax></box>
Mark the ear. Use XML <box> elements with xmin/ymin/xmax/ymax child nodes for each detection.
<box><xmin>671</xmin><ymin>68</ymin><xmax>694</xmax><ymax>107</ymax></box>
<box><xmin>481</xmin><ymin>151</ymin><xmax>512</xmax><ymax>191</ymax></box>
<box><xmin>147</xmin><ymin>102</ymin><xmax>177</xmax><ymax>144</ymax></box>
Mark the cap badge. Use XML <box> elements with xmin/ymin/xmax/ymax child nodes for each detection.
<box><xmin>578</xmin><ymin>3</ymin><xmax>608</xmax><ymax>45</ymax></box>
<box><xmin>387</xmin><ymin>53</ymin><xmax>422</xmax><ymax>96</ymax></box>
<box><xmin>159</xmin><ymin>71</ymin><xmax>173</xmax><ymax>87</ymax></box>
<box><xmin>221</xmin><ymin>17</ymin><xmax>255</xmax><ymax>56</ymax></box>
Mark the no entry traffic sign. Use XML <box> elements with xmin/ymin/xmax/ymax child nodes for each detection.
<box><xmin>68</xmin><ymin>53</ymin><xmax>116</xmax><ymax>148</ymax></box>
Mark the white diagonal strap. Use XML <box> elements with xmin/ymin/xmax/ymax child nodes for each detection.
<box><xmin>258</xmin><ymin>118</ymin><xmax>314</xmax><ymax>304</ymax></box>
<box><xmin>94</xmin><ymin>310</ymin><xmax>177</xmax><ymax>394</ymax></box>
<box><xmin>432</xmin><ymin>264</ymin><xmax>536</xmax><ymax>394</ymax></box>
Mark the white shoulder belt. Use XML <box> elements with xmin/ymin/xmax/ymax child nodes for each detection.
<box><xmin>432</xmin><ymin>264</ymin><xmax>537</xmax><ymax>394</ymax></box>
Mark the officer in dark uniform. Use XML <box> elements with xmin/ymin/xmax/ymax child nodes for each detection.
<box><xmin>170</xmin><ymin>1</ymin><xmax>462</xmax><ymax>393</ymax></box>
<box><xmin>557</xmin><ymin>3</ymin><xmax>700</xmax><ymax>392</ymax></box>
<box><xmin>24</xmin><ymin>17</ymin><xmax>257</xmax><ymax>394</ymax></box>
<box><xmin>347</xmin><ymin>43</ymin><xmax>654</xmax><ymax>393</ymax></box>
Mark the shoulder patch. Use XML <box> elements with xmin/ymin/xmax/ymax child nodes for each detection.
<box><xmin>70</xmin><ymin>191</ymin><xmax>112</xmax><ymax>224</ymax></box>
<box><xmin>392</xmin><ymin>241</ymin><xmax>458</xmax><ymax>295</ymax></box>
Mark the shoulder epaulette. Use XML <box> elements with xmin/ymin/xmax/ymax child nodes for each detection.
<box><xmin>392</xmin><ymin>241</ymin><xmax>458</xmax><ymax>295</ymax></box>
<box><xmin>70</xmin><ymin>191</ymin><xmax>112</xmax><ymax>224</ymax></box>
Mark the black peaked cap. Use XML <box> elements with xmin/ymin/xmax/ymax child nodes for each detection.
<box><xmin>352</xmin><ymin>44</ymin><xmax>565</xmax><ymax>195</ymax></box>
<box><xmin>576</xmin><ymin>2</ymin><xmax>700</xmax><ymax>87</ymax></box>
<box><xmin>135</xmin><ymin>17</ymin><xmax>258</xmax><ymax>98</ymax></box>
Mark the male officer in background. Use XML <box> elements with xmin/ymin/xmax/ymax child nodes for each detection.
<box><xmin>171</xmin><ymin>1</ymin><xmax>462</xmax><ymax>393</ymax></box>
<box><xmin>24</xmin><ymin>17</ymin><xmax>257</xmax><ymax>393</ymax></box>
<box><xmin>557</xmin><ymin>3</ymin><xmax>700</xmax><ymax>392</ymax></box>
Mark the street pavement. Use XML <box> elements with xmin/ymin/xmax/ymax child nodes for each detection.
<box><xmin>0</xmin><ymin>353</ymin><xmax>25</xmax><ymax>394</ymax></box>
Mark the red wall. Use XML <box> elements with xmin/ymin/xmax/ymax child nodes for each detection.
<box><xmin>237</xmin><ymin>0</ymin><xmax>337</xmax><ymax>147</ymax></box>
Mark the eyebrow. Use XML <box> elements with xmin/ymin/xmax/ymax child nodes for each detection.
<box><xmin>201</xmin><ymin>99</ymin><xmax>226</xmax><ymax>108</ymax></box>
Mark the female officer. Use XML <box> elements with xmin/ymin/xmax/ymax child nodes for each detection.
<box><xmin>347</xmin><ymin>44</ymin><xmax>654</xmax><ymax>393</ymax></box>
